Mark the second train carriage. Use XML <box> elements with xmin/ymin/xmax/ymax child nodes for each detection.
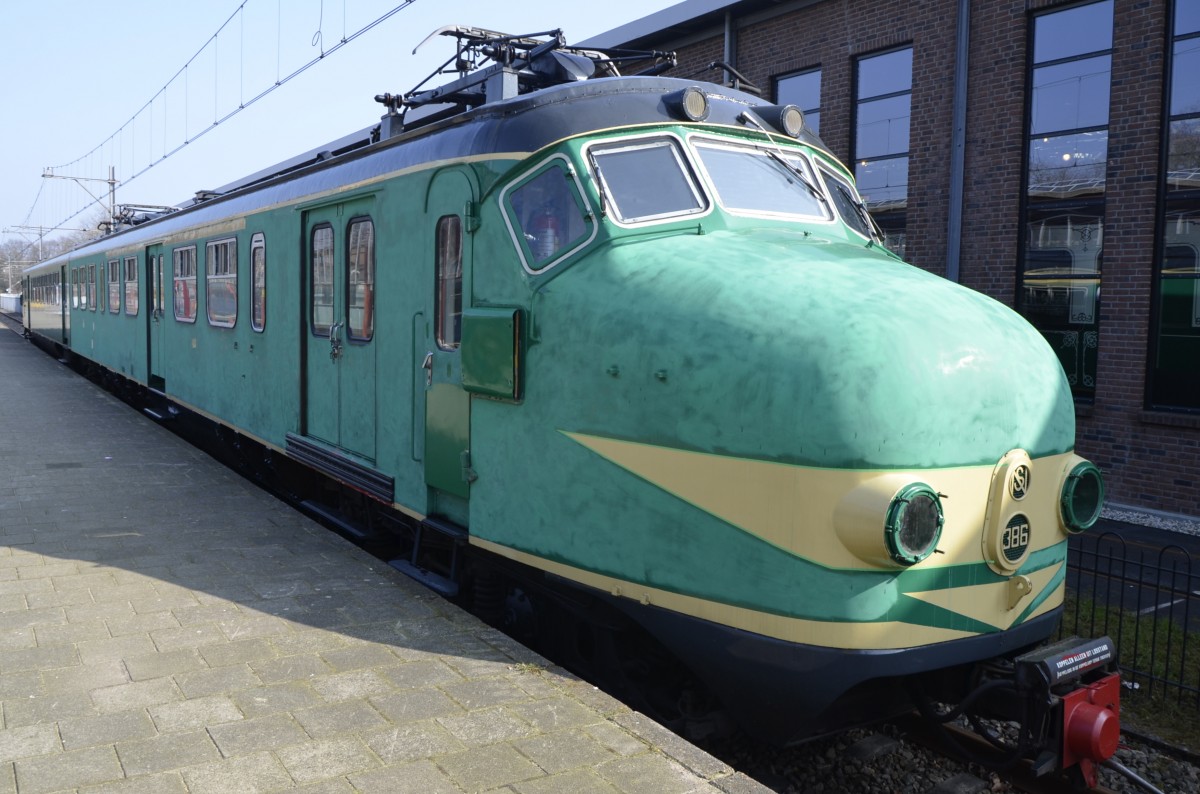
<box><xmin>23</xmin><ymin>29</ymin><xmax>1121</xmax><ymax>774</ymax></box>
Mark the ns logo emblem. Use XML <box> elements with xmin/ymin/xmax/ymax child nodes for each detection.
<box><xmin>1010</xmin><ymin>464</ymin><xmax>1031</xmax><ymax>501</ymax></box>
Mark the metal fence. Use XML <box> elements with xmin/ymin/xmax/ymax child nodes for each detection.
<box><xmin>1062</xmin><ymin>531</ymin><xmax>1200</xmax><ymax>706</ymax></box>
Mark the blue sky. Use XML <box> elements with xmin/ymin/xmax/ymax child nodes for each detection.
<box><xmin>0</xmin><ymin>0</ymin><xmax>682</xmax><ymax>254</ymax></box>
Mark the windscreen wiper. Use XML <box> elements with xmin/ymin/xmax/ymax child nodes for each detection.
<box><xmin>737</xmin><ymin>111</ymin><xmax>828</xmax><ymax>205</ymax></box>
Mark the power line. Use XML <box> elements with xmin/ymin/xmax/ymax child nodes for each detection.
<box><xmin>15</xmin><ymin>0</ymin><xmax>418</xmax><ymax>251</ymax></box>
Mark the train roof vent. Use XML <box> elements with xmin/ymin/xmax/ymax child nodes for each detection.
<box><xmin>375</xmin><ymin>26</ymin><xmax>676</xmax><ymax>139</ymax></box>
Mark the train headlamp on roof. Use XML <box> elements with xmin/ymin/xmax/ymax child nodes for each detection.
<box><xmin>753</xmin><ymin>104</ymin><xmax>806</xmax><ymax>138</ymax></box>
<box><xmin>664</xmin><ymin>86</ymin><xmax>710</xmax><ymax>122</ymax></box>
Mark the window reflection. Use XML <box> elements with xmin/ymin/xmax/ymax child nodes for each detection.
<box><xmin>1151</xmin><ymin>2</ymin><xmax>1200</xmax><ymax>410</ymax></box>
<box><xmin>855</xmin><ymin>48</ymin><xmax>912</xmax><ymax>244</ymax></box>
<box><xmin>776</xmin><ymin>68</ymin><xmax>821</xmax><ymax>136</ymax></box>
<box><xmin>1020</xmin><ymin>1</ymin><xmax>1113</xmax><ymax>400</ymax></box>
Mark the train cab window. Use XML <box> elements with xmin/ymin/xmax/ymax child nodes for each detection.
<box><xmin>693</xmin><ymin>140</ymin><xmax>830</xmax><ymax>220</ymax></box>
<box><xmin>310</xmin><ymin>224</ymin><xmax>334</xmax><ymax>335</ymax></box>
<box><xmin>173</xmin><ymin>246</ymin><xmax>198</xmax><ymax>323</ymax></box>
<box><xmin>501</xmin><ymin>156</ymin><xmax>595</xmax><ymax>272</ymax></box>
<box><xmin>250</xmin><ymin>233</ymin><xmax>266</xmax><ymax>333</ymax></box>
<box><xmin>124</xmin><ymin>256</ymin><xmax>139</xmax><ymax>316</ymax></box>
<box><xmin>436</xmin><ymin>215</ymin><xmax>463</xmax><ymax>350</ymax></box>
<box><xmin>587</xmin><ymin>137</ymin><xmax>706</xmax><ymax>224</ymax></box>
<box><xmin>206</xmin><ymin>238</ymin><xmax>237</xmax><ymax>328</ymax></box>
<box><xmin>347</xmin><ymin>219</ymin><xmax>374</xmax><ymax>341</ymax></box>
<box><xmin>107</xmin><ymin>260</ymin><xmax>121</xmax><ymax>313</ymax></box>
<box><xmin>87</xmin><ymin>264</ymin><xmax>95</xmax><ymax>311</ymax></box>
<box><xmin>820</xmin><ymin>166</ymin><xmax>875</xmax><ymax>241</ymax></box>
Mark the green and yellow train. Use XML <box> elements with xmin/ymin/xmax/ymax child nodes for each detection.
<box><xmin>25</xmin><ymin>29</ymin><xmax>1119</xmax><ymax>772</ymax></box>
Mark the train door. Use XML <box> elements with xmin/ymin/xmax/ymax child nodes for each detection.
<box><xmin>146</xmin><ymin>244</ymin><xmax>165</xmax><ymax>388</ymax></box>
<box><xmin>59</xmin><ymin>265</ymin><xmax>68</xmax><ymax>343</ymax></box>
<box><xmin>420</xmin><ymin>168</ymin><xmax>474</xmax><ymax>502</ymax></box>
<box><xmin>302</xmin><ymin>196</ymin><xmax>378</xmax><ymax>461</ymax></box>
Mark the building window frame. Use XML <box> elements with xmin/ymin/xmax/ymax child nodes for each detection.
<box><xmin>774</xmin><ymin>66</ymin><xmax>821</xmax><ymax>136</ymax></box>
<box><xmin>1148</xmin><ymin>1</ymin><xmax>1200</xmax><ymax>412</ymax></box>
<box><xmin>1016</xmin><ymin>0</ymin><xmax>1114</xmax><ymax>402</ymax></box>
<box><xmin>853</xmin><ymin>45</ymin><xmax>913</xmax><ymax>258</ymax></box>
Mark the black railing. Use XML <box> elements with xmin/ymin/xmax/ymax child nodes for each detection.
<box><xmin>1062</xmin><ymin>531</ymin><xmax>1200</xmax><ymax>706</ymax></box>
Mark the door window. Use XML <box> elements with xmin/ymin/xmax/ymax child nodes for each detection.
<box><xmin>347</xmin><ymin>219</ymin><xmax>374</xmax><ymax>341</ymax></box>
<box><xmin>311</xmin><ymin>224</ymin><xmax>335</xmax><ymax>335</ymax></box>
<box><xmin>436</xmin><ymin>215</ymin><xmax>462</xmax><ymax>351</ymax></box>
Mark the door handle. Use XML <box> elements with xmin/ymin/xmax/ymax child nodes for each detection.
<box><xmin>329</xmin><ymin>321</ymin><xmax>344</xmax><ymax>361</ymax></box>
<box><xmin>422</xmin><ymin>351</ymin><xmax>434</xmax><ymax>386</ymax></box>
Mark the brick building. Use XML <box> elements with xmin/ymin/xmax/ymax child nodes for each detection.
<box><xmin>586</xmin><ymin>0</ymin><xmax>1200</xmax><ymax>519</ymax></box>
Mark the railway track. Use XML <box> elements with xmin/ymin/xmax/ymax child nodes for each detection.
<box><xmin>705</xmin><ymin>713</ymin><xmax>1186</xmax><ymax>793</ymax></box>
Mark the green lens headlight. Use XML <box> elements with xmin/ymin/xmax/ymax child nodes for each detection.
<box><xmin>1061</xmin><ymin>461</ymin><xmax>1104</xmax><ymax>533</ymax></box>
<box><xmin>884</xmin><ymin>483</ymin><xmax>945</xmax><ymax>566</ymax></box>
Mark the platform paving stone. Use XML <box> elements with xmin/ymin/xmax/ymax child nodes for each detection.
<box><xmin>0</xmin><ymin>327</ymin><xmax>766</xmax><ymax>790</ymax></box>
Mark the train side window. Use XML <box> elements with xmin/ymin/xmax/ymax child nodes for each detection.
<box><xmin>70</xmin><ymin>269</ymin><xmax>78</xmax><ymax>309</ymax></box>
<box><xmin>820</xmin><ymin>166</ymin><xmax>874</xmax><ymax>240</ymax></box>
<box><xmin>206</xmin><ymin>238</ymin><xmax>237</xmax><ymax>328</ymax></box>
<box><xmin>501</xmin><ymin>155</ymin><xmax>596</xmax><ymax>273</ymax></box>
<box><xmin>173</xmin><ymin>246</ymin><xmax>198</xmax><ymax>323</ymax></box>
<box><xmin>347</xmin><ymin>219</ymin><xmax>374</xmax><ymax>341</ymax></box>
<box><xmin>310</xmin><ymin>224</ymin><xmax>334</xmax><ymax>335</ymax></box>
<box><xmin>107</xmin><ymin>259</ymin><xmax>120</xmax><ymax>313</ymax></box>
<box><xmin>124</xmin><ymin>256</ymin><xmax>139</xmax><ymax>316</ymax></box>
<box><xmin>250</xmin><ymin>233</ymin><xmax>266</xmax><ymax>333</ymax></box>
<box><xmin>435</xmin><ymin>215</ymin><xmax>462</xmax><ymax>351</ymax></box>
<box><xmin>87</xmin><ymin>264</ymin><xmax>95</xmax><ymax>311</ymax></box>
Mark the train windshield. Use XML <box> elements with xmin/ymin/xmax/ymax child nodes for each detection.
<box><xmin>693</xmin><ymin>141</ymin><xmax>831</xmax><ymax>221</ymax></box>
<box><xmin>587</xmin><ymin>137</ymin><xmax>707</xmax><ymax>224</ymax></box>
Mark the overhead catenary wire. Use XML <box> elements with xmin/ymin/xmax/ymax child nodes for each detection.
<box><xmin>17</xmin><ymin>0</ymin><xmax>417</xmax><ymax>255</ymax></box>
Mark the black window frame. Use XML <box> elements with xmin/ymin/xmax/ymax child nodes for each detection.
<box><xmin>852</xmin><ymin>45</ymin><xmax>913</xmax><ymax>258</ymax></box>
<box><xmin>1016</xmin><ymin>0</ymin><xmax>1114</xmax><ymax>402</ymax></box>
<box><xmin>1147</xmin><ymin>1</ymin><xmax>1200</xmax><ymax>412</ymax></box>
<box><xmin>774</xmin><ymin>66</ymin><xmax>821</xmax><ymax>136</ymax></box>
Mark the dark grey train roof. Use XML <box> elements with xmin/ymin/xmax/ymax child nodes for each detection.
<box><xmin>28</xmin><ymin>74</ymin><xmax>831</xmax><ymax>272</ymax></box>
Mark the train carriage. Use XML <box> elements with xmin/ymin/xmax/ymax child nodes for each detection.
<box><xmin>23</xmin><ymin>28</ymin><xmax>1121</xmax><ymax>784</ymax></box>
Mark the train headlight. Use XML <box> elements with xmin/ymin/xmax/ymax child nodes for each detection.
<box><xmin>755</xmin><ymin>104</ymin><xmax>806</xmax><ymax>138</ymax></box>
<box><xmin>1061</xmin><ymin>460</ymin><xmax>1104</xmax><ymax>533</ymax></box>
<box><xmin>884</xmin><ymin>483</ymin><xmax>945</xmax><ymax>566</ymax></box>
<box><xmin>664</xmin><ymin>86</ymin><xmax>710</xmax><ymax>122</ymax></box>
<box><xmin>834</xmin><ymin>475</ymin><xmax>945</xmax><ymax>569</ymax></box>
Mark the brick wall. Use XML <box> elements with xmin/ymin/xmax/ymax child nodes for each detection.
<box><xmin>645</xmin><ymin>0</ymin><xmax>1197</xmax><ymax>517</ymax></box>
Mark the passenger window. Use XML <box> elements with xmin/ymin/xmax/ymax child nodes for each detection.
<box><xmin>173</xmin><ymin>246</ymin><xmax>198</xmax><ymax>323</ymax></box>
<box><xmin>502</xmin><ymin>158</ymin><xmax>594</xmax><ymax>272</ymax></box>
<box><xmin>107</xmin><ymin>259</ymin><xmax>120</xmax><ymax>313</ymax></box>
<box><xmin>124</xmin><ymin>256</ymin><xmax>139</xmax><ymax>316</ymax></box>
<box><xmin>206</xmin><ymin>238</ymin><xmax>237</xmax><ymax>328</ymax></box>
<box><xmin>71</xmin><ymin>269</ymin><xmax>78</xmax><ymax>309</ymax></box>
<box><xmin>250</xmin><ymin>234</ymin><xmax>266</xmax><ymax>333</ymax></box>
<box><xmin>87</xmin><ymin>264</ymin><xmax>95</xmax><ymax>311</ymax></box>
<box><xmin>347</xmin><ymin>219</ymin><xmax>374</xmax><ymax>341</ymax></box>
<box><xmin>589</xmin><ymin>137</ymin><xmax>706</xmax><ymax>223</ymax></box>
<box><xmin>311</xmin><ymin>225</ymin><xmax>334</xmax><ymax>335</ymax></box>
<box><xmin>436</xmin><ymin>215</ymin><xmax>462</xmax><ymax>351</ymax></box>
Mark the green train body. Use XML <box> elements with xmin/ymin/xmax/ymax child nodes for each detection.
<box><xmin>24</xmin><ymin>45</ymin><xmax>1109</xmax><ymax>745</ymax></box>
